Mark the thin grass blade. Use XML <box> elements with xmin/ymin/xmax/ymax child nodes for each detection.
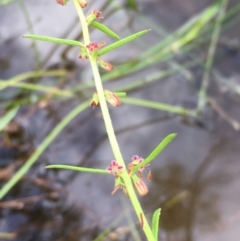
<box><xmin>121</xmin><ymin>97</ymin><xmax>197</xmax><ymax>117</ymax></box>
<box><xmin>0</xmin><ymin>106</ymin><xmax>19</xmax><ymax>131</ymax></box>
<box><xmin>46</xmin><ymin>164</ymin><xmax>109</xmax><ymax>174</ymax></box>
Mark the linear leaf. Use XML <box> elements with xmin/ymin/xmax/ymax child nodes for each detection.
<box><xmin>0</xmin><ymin>106</ymin><xmax>19</xmax><ymax>131</ymax></box>
<box><xmin>24</xmin><ymin>34</ymin><xmax>84</xmax><ymax>47</ymax></box>
<box><xmin>90</xmin><ymin>21</ymin><xmax>120</xmax><ymax>40</ymax></box>
<box><xmin>152</xmin><ymin>208</ymin><xmax>161</xmax><ymax>241</ymax></box>
<box><xmin>98</xmin><ymin>29</ymin><xmax>150</xmax><ymax>56</ymax></box>
<box><xmin>46</xmin><ymin>164</ymin><xmax>109</xmax><ymax>174</ymax></box>
<box><xmin>131</xmin><ymin>133</ymin><xmax>177</xmax><ymax>174</ymax></box>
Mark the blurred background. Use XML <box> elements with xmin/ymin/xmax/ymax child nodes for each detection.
<box><xmin>0</xmin><ymin>0</ymin><xmax>240</xmax><ymax>240</ymax></box>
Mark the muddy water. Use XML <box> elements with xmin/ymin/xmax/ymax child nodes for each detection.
<box><xmin>1</xmin><ymin>0</ymin><xmax>240</xmax><ymax>241</ymax></box>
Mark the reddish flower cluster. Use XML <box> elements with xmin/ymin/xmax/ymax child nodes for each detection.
<box><xmin>56</xmin><ymin>0</ymin><xmax>69</xmax><ymax>6</ymax></box>
<box><xmin>86</xmin><ymin>41</ymin><xmax>105</xmax><ymax>52</ymax></box>
<box><xmin>90</xmin><ymin>90</ymin><xmax>121</xmax><ymax>108</ymax></box>
<box><xmin>92</xmin><ymin>10</ymin><xmax>103</xmax><ymax>19</ymax></box>
<box><xmin>87</xmin><ymin>10</ymin><xmax>103</xmax><ymax>24</ymax></box>
<box><xmin>128</xmin><ymin>155</ymin><xmax>146</xmax><ymax>178</ymax></box>
<box><xmin>79</xmin><ymin>41</ymin><xmax>105</xmax><ymax>60</ymax></box>
<box><xmin>106</xmin><ymin>154</ymin><xmax>151</xmax><ymax>196</ymax></box>
<box><xmin>86</xmin><ymin>42</ymin><xmax>97</xmax><ymax>52</ymax></box>
<box><xmin>106</xmin><ymin>160</ymin><xmax>124</xmax><ymax>176</ymax></box>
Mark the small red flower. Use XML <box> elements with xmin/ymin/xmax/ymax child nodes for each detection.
<box><xmin>92</xmin><ymin>10</ymin><xmax>103</xmax><ymax>19</ymax></box>
<box><xmin>86</xmin><ymin>41</ymin><xmax>105</xmax><ymax>52</ymax></box>
<box><xmin>128</xmin><ymin>155</ymin><xmax>150</xmax><ymax>180</ymax></box>
<box><xmin>56</xmin><ymin>0</ymin><xmax>69</xmax><ymax>6</ymax></box>
<box><xmin>106</xmin><ymin>160</ymin><xmax>124</xmax><ymax>176</ymax></box>
<box><xmin>87</xmin><ymin>10</ymin><xmax>104</xmax><ymax>24</ymax></box>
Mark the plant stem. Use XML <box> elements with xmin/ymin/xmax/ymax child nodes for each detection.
<box><xmin>73</xmin><ymin>1</ymin><xmax>155</xmax><ymax>240</ymax></box>
<box><xmin>197</xmin><ymin>0</ymin><xmax>229</xmax><ymax>112</ymax></box>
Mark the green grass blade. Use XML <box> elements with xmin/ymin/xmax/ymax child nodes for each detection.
<box><xmin>0</xmin><ymin>70</ymin><xmax>66</xmax><ymax>91</ymax></box>
<box><xmin>0</xmin><ymin>106</ymin><xmax>19</xmax><ymax>131</ymax></box>
<box><xmin>98</xmin><ymin>29</ymin><xmax>150</xmax><ymax>56</ymax></box>
<box><xmin>46</xmin><ymin>164</ymin><xmax>109</xmax><ymax>174</ymax></box>
<box><xmin>151</xmin><ymin>208</ymin><xmax>161</xmax><ymax>241</ymax></box>
<box><xmin>24</xmin><ymin>34</ymin><xmax>84</xmax><ymax>47</ymax></box>
<box><xmin>0</xmin><ymin>82</ymin><xmax>74</xmax><ymax>98</ymax></box>
<box><xmin>0</xmin><ymin>100</ymin><xmax>89</xmax><ymax>200</ymax></box>
<box><xmin>131</xmin><ymin>133</ymin><xmax>177</xmax><ymax>174</ymax></box>
<box><xmin>197</xmin><ymin>0</ymin><xmax>229</xmax><ymax>112</ymax></box>
<box><xmin>90</xmin><ymin>21</ymin><xmax>120</xmax><ymax>40</ymax></box>
<box><xmin>121</xmin><ymin>97</ymin><xmax>197</xmax><ymax>117</ymax></box>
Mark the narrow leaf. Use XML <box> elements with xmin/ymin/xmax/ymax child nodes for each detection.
<box><xmin>98</xmin><ymin>29</ymin><xmax>150</xmax><ymax>56</ymax></box>
<box><xmin>115</xmin><ymin>92</ymin><xmax>126</xmax><ymax>97</ymax></box>
<box><xmin>131</xmin><ymin>133</ymin><xmax>177</xmax><ymax>173</ymax></box>
<box><xmin>0</xmin><ymin>106</ymin><xmax>19</xmax><ymax>131</ymax></box>
<box><xmin>90</xmin><ymin>21</ymin><xmax>120</xmax><ymax>40</ymax></box>
<box><xmin>24</xmin><ymin>34</ymin><xmax>84</xmax><ymax>47</ymax></box>
<box><xmin>46</xmin><ymin>164</ymin><xmax>109</xmax><ymax>174</ymax></box>
<box><xmin>152</xmin><ymin>208</ymin><xmax>161</xmax><ymax>241</ymax></box>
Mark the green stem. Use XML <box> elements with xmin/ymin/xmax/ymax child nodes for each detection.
<box><xmin>73</xmin><ymin>1</ymin><xmax>155</xmax><ymax>240</ymax></box>
<box><xmin>197</xmin><ymin>0</ymin><xmax>229</xmax><ymax>112</ymax></box>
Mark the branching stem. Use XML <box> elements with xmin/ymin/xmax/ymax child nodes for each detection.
<box><xmin>73</xmin><ymin>0</ymin><xmax>155</xmax><ymax>240</ymax></box>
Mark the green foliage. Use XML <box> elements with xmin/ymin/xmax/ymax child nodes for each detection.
<box><xmin>151</xmin><ymin>208</ymin><xmax>161</xmax><ymax>241</ymax></box>
<box><xmin>46</xmin><ymin>164</ymin><xmax>109</xmax><ymax>174</ymax></box>
<box><xmin>98</xmin><ymin>29</ymin><xmax>150</xmax><ymax>56</ymax></box>
<box><xmin>131</xmin><ymin>133</ymin><xmax>177</xmax><ymax>175</ymax></box>
<box><xmin>24</xmin><ymin>34</ymin><xmax>84</xmax><ymax>47</ymax></box>
<box><xmin>90</xmin><ymin>21</ymin><xmax>120</xmax><ymax>40</ymax></box>
<box><xmin>0</xmin><ymin>107</ymin><xmax>19</xmax><ymax>131</ymax></box>
<box><xmin>1</xmin><ymin>0</ymin><xmax>237</xmax><ymax>240</ymax></box>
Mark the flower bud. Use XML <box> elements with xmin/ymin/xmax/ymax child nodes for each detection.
<box><xmin>87</xmin><ymin>10</ymin><xmax>103</xmax><ymax>24</ymax></box>
<box><xmin>56</xmin><ymin>0</ymin><xmax>69</xmax><ymax>6</ymax></box>
<box><xmin>90</xmin><ymin>92</ymin><xmax>100</xmax><ymax>108</ymax></box>
<box><xmin>132</xmin><ymin>174</ymin><xmax>148</xmax><ymax>196</ymax></box>
<box><xmin>98</xmin><ymin>59</ymin><xmax>114</xmax><ymax>72</ymax></box>
<box><xmin>79</xmin><ymin>46</ymin><xmax>88</xmax><ymax>60</ymax></box>
<box><xmin>79</xmin><ymin>0</ymin><xmax>88</xmax><ymax>8</ymax></box>
<box><xmin>104</xmin><ymin>90</ymin><xmax>121</xmax><ymax>107</ymax></box>
<box><xmin>147</xmin><ymin>170</ymin><xmax>152</xmax><ymax>181</ymax></box>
